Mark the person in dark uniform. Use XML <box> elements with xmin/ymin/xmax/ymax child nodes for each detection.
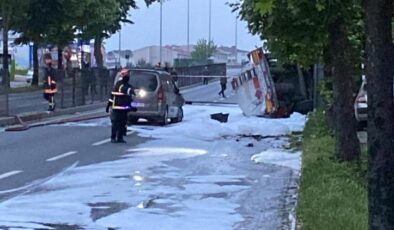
<box><xmin>106</xmin><ymin>69</ymin><xmax>135</xmax><ymax>143</ymax></box>
<box><xmin>218</xmin><ymin>77</ymin><xmax>227</xmax><ymax>98</ymax></box>
<box><xmin>43</xmin><ymin>54</ymin><xmax>57</xmax><ymax>111</ymax></box>
<box><xmin>202</xmin><ymin>66</ymin><xmax>209</xmax><ymax>85</ymax></box>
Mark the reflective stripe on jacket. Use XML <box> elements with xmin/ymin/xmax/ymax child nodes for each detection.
<box><xmin>44</xmin><ymin>68</ymin><xmax>58</xmax><ymax>94</ymax></box>
<box><xmin>110</xmin><ymin>82</ymin><xmax>134</xmax><ymax>111</ymax></box>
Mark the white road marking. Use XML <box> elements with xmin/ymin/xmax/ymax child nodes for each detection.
<box><xmin>0</xmin><ymin>171</ymin><xmax>23</xmax><ymax>180</ymax></box>
<box><xmin>92</xmin><ymin>130</ymin><xmax>136</xmax><ymax>146</ymax></box>
<box><xmin>46</xmin><ymin>151</ymin><xmax>78</xmax><ymax>162</ymax></box>
<box><xmin>92</xmin><ymin>139</ymin><xmax>111</xmax><ymax>146</ymax></box>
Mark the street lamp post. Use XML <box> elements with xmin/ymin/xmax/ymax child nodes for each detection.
<box><xmin>160</xmin><ymin>0</ymin><xmax>163</xmax><ymax>65</ymax></box>
<box><xmin>235</xmin><ymin>16</ymin><xmax>238</xmax><ymax>64</ymax></box>
<box><xmin>208</xmin><ymin>0</ymin><xmax>212</xmax><ymax>43</ymax></box>
<box><xmin>118</xmin><ymin>29</ymin><xmax>121</xmax><ymax>68</ymax></box>
<box><xmin>187</xmin><ymin>0</ymin><xmax>190</xmax><ymax>55</ymax></box>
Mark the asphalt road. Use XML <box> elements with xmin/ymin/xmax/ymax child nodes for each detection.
<box><xmin>0</xmin><ymin>82</ymin><xmax>300</xmax><ymax>229</ymax></box>
<box><xmin>5</xmin><ymin>80</ymin><xmax>237</xmax><ymax>115</ymax></box>
<box><xmin>183</xmin><ymin>81</ymin><xmax>237</xmax><ymax>104</ymax></box>
<box><xmin>0</xmin><ymin>82</ymin><xmax>236</xmax><ymax>201</ymax></box>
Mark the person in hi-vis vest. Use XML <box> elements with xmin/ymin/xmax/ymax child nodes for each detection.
<box><xmin>43</xmin><ymin>54</ymin><xmax>57</xmax><ymax>111</ymax></box>
<box><xmin>106</xmin><ymin>69</ymin><xmax>135</xmax><ymax>143</ymax></box>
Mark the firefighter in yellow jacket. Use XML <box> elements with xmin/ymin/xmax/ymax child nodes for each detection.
<box><xmin>43</xmin><ymin>54</ymin><xmax>57</xmax><ymax>111</ymax></box>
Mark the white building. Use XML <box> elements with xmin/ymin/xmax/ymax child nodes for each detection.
<box><xmin>106</xmin><ymin>50</ymin><xmax>132</xmax><ymax>68</ymax></box>
<box><xmin>130</xmin><ymin>45</ymin><xmax>190</xmax><ymax>66</ymax></box>
<box><xmin>106</xmin><ymin>45</ymin><xmax>251</xmax><ymax>68</ymax></box>
<box><xmin>216</xmin><ymin>46</ymin><xmax>249</xmax><ymax>66</ymax></box>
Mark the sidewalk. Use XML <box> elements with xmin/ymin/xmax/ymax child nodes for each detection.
<box><xmin>0</xmin><ymin>102</ymin><xmax>106</xmax><ymax>128</ymax></box>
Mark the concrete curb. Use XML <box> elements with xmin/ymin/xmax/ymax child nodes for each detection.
<box><xmin>0</xmin><ymin>102</ymin><xmax>106</xmax><ymax>127</ymax></box>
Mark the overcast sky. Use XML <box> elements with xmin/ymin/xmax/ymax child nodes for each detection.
<box><xmin>105</xmin><ymin>0</ymin><xmax>262</xmax><ymax>51</ymax></box>
<box><xmin>14</xmin><ymin>0</ymin><xmax>262</xmax><ymax>67</ymax></box>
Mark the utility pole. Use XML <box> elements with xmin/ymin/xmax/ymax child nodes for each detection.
<box><xmin>118</xmin><ymin>29</ymin><xmax>121</xmax><ymax>68</ymax></box>
<box><xmin>160</xmin><ymin>0</ymin><xmax>163</xmax><ymax>65</ymax></box>
<box><xmin>208</xmin><ymin>0</ymin><xmax>212</xmax><ymax>43</ymax></box>
<box><xmin>235</xmin><ymin>16</ymin><xmax>238</xmax><ymax>64</ymax></box>
<box><xmin>187</xmin><ymin>0</ymin><xmax>190</xmax><ymax>55</ymax></box>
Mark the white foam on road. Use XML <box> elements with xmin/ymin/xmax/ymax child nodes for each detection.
<box><xmin>46</xmin><ymin>151</ymin><xmax>78</xmax><ymax>162</ymax></box>
<box><xmin>0</xmin><ymin>105</ymin><xmax>306</xmax><ymax>229</ymax></box>
<box><xmin>251</xmin><ymin>149</ymin><xmax>301</xmax><ymax>171</ymax></box>
<box><xmin>0</xmin><ymin>171</ymin><xmax>23</xmax><ymax>180</ymax></box>
<box><xmin>130</xmin><ymin>105</ymin><xmax>305</xmax><ymax>141</ymax></box>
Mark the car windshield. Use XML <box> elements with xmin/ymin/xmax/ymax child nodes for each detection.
<box><xmin>129</xmin><ymin>71</ymin><xmax>158</xmax><ymax>92</ymax></box>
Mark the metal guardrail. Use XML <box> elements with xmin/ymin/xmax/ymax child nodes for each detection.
<box><xmin>0</xmin><ymin>65</ymin><xmax>226</xmax><ymax>117</ymax></box>
<box><xmin>55</xmin><ymin>68</ymin><xmax>117</xmax><ymax>108</ymax></box>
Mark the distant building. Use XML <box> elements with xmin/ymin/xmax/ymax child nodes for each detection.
<box><xmin>130</xmin><ymin>45</ymin><xmax>189</xmax><ymax>67</ymax></box>
<box><xmin>106</xmin><ymin>45</ymin><xmax>251</xmax><ymax>68</ymax></box>
<box><xmin>216</xmin><ymin>46</ymin><xmax>249</xmax><ymax>66</ymax></box>
<box><xmin>106</xmin><ymin>50</ymin><xmax>132</xmax><ymax>68</ymax></box>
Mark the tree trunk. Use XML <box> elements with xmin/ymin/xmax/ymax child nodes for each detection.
<box><xmin>328</xmin><ymin>17</ymin><xmax>361</xmax><ymax>162</ymax></box>
<box><xmin>2</xmin><ymin>19</ymin><xmax>10</xmax><ymax>88</ymax></box>
<box><xmin>94</xmin><ymin>36</ymin><xmax>103</xmax><ymax>68</ymax></box>
<box><xmin>57</xmin><ymin>46</ymin><xmax>63</xmax><ymax>70</ymax></box>
<box><xmin>365</xmin><ymin>0</ymin><xmax>394</xmax><ymax>228</ymax></box>
<box><xmin>32</xmin><ymin>43</ymin><xmax>39</xmax><ymax>86</ymax></box>
<box><xmin>297</xmin><ymin>65</ymin><xmax>307</xmax><ymax>99</ymax></box>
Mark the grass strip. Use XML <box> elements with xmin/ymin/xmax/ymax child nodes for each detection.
<box><xmin>296</xmin><ymin>111</ymin><xmax>367</xmax><ymax>230</ymax></box>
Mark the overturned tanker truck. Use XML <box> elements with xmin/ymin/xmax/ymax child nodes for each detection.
<box><xmin>231</xmin><ymin>48</ymin><xmax>314</xmax><ymax>118</ymax></box>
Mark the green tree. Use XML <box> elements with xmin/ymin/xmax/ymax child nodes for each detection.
<box><xmin>234</xmin><ymin>0</ymin><xmax>362</xmax><ymax>161</ymax></box>
<box><xmin>191</xmin><ymin>39</ymin><xmax>217</xmax><ymax>64</ymax></box>
<box><xmin>75</xmin><ymin>0</ymin><xmax>158</xmax><ymax>68</ymax></box>
<box><xmin>0</xmin><ymin>0</ymin><xmax>27</xmax><ymax>88</ymax></box>
<box><xmin>13</xmin><ymin>0</ymin><xmax>76</xmax><ymax>85</ymax></box>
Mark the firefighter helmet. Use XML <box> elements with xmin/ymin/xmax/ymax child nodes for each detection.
<box><xmin>118</xmin><ymin>68</ymin><xmax>129</xmax><ymax>78</ymax></box>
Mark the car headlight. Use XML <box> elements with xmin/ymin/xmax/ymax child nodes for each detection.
<box><xmin>138</xmin><ymin>89</ymin><xmax>147</xmax><ymax>98</ymax></box>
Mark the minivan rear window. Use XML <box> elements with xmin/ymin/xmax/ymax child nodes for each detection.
<box><xmin>129</xmin><ymin>71</ymin><xmax>158</xmax><ymax>92</ymax></box>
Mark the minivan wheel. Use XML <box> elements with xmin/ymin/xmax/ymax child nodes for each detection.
<box><xmin>171</xmin><ymin>107</ymin><xmax>183</xmax><ymax>123</ymax></box>
<box><xmin>159</xmin><ymin>107</ymin><xmax>169</xmax><ymax>126</ymax></box>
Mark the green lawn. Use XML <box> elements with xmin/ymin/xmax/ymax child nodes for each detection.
<box><xmin>296</xmin><ymin>111</ymin><xmax>367</xmax><ymax>230</ymax></box>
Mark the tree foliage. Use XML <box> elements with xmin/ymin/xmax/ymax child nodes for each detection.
<box><xmin>191</xmin><ymin>39</ymin><xmax>217</xmax><ymax>64</ymax></box>
<box><xmin>234</xmin><ymin>0</ymin><xmax>362</xmax><ymax>161</ymax></box>
<box><xmin>0</xmin><ymin>0</ymin><xmax>28</xmax><ymax>87</ymax></box>
<box><xmin>1</xmin><ymin>0</ymin><xmax>159</xmax><ymax>82</ymax></box>
<box><xmin>232</xmin><ymin>0</ymin><xmax>363</xmax><ymax>67</ymax></box>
